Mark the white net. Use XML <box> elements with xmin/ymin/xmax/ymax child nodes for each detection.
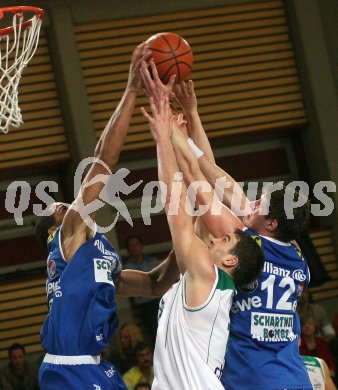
<box><xmin>0</xmin><ymin>12</ymin><xmax>42</xmax><ymax>134</ymax></box>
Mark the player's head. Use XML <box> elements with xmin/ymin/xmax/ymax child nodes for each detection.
<box><xmin>35</xmin><ymin>202</ymin><xmax>68</xmax><ymax>249</ymax></box>
<box><xmin>8</xmin><ymin>343</ymin><xmax>26</xmax><ymax>370</ymax></box>
<box><xmin>208</xmin><ymin>229</ymin><xmax>265</xmax><ymax>286</ymax></box>
<box><xmin>243</xmin><ymin>184</ymin><xmax>310</xmax><ymax>241</ymax></box>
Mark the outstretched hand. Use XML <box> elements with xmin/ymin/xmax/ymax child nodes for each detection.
<box><xmin>141</xmin><ymin>96</ymin><xmax>176</xmax><ymax>142</ymax></box>
<box><xmin>141</xmin><ymin>59</ymin><xmax>176</xmax><ymax>102</ymax></box>
<box><xmin>127</xmin><ymin>43</ymin><xmax>151</xmax><ymax>94</ymax></box>
<box><xmin>172</xmin><ymin>80</ymin><xmax>197</xmax><ymax>114</ymax></box>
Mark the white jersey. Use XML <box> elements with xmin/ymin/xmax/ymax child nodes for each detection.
<box><xmin>302</xmin><ymin>356</ymin><xmax>325</xmax><ymax>390</ymax></box>
<box><xmin>153</xmin><ymin>266</ymin><xmax>235</xmax><ymax>390</ymax></box>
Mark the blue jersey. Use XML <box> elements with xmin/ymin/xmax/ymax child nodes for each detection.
<box><xmin>40</xmin><ymin>229</ymin><xmax>122</xmax><ymax>355</ymax></box>
<box><xmin>45</xmin><ymin>227</ymin><xmax>67</xmax><ymax>310</ymax></box>
<box><xmin>222</xmin><ymin>228</ymin><xmax>312</xmax><ymax>390</ymax></box>
<box><xmin>39</xmin><ymin>228</ymin><xmax>126</xmax><ymax>389</ymax></box>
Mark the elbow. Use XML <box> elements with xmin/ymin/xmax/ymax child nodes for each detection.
<box><xmin>94</xmin><ymin>149</ymin><xmax>120</xmax><ymax>168</ymax></box>
<box><xmin>94</xmin><ymin>138</ymin><xmax>120</xmax><ymax>167</ymax></box>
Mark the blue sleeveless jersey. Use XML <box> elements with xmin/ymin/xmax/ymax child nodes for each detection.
<box><xmin>222</xmin><ymin>228</ymin><xmax>312</xmax><ymax>390</ymax></box>
<box><xmin>40</xmin><ymin>229</ymin><xmax>122</xmax><ymax>356</ymax></box>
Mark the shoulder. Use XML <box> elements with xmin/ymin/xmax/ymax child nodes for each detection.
<box><xmin>242</xmin><ymin>228</ymin><xmax>263</xmax><ymax>245</ymax></box>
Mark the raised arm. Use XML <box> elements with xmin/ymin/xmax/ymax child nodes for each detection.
<box><xmin>141</xmin><ymin>95</ymin><xmax>216</xmax><ymax>307</ymax></box>
<box><xmin>142</xmin><ymin>61</ymin><xmax>249</xmax><ymax>218</ymax></box>
<box><xmin>172</xmin><ymin>80</ymin><xmax>215</xmax><ymax>163</ymax></box>
<box><xmin>61</xmin><ymin>44</ymin><xmax>148</xmax><ymax>261</ymax></box>
<box><xmin>172</xmin><ymin>80</ymin><xmax>250</xmax><ymax>217</ymax></box>
<box><xmin>171</xmin><ymin>126</ymin><xmax>244</xmax><ymax>237</ymax></box>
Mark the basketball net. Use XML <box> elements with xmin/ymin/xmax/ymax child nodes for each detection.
<box><xmin>0</xmin><ymin>12</ymin><xmax>43</xmax><ymax>134</ymax></box>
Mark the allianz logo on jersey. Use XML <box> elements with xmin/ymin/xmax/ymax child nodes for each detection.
<box><xmin>264</xmin><ymin>261</ymin><xmax>306</xmax><ymax>281</ymax></box>
<box><xmin>94</xmin><ymin>239</ymin><xmax>119</xmax><ymax>260</ymax></box>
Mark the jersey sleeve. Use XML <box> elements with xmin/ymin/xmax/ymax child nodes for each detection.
<box><xmin>110</xmin><ymin>253</ymin><xmax>122</xmax><ymax>281</ymax></box>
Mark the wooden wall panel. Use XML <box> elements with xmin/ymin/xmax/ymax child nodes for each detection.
<box><xmin>75</xmin><ymin>0</ymin><xmax>307</xmax><ymax>151</ymax></box>
<box><xmin>309</xmin><ymin>229</ymin><xmax>338</xmax><ymax>301</ymax></box>
<box><xmin>0</xmin><ymin>277</ymin><xmax>47</xmax><ymax>360</ymax></box>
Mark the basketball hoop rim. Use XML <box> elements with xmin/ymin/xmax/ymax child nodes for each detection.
<box><xmin>0</xmin><ymin>6</ymin><xmax>44</xmax><ymax>36</ymax></box>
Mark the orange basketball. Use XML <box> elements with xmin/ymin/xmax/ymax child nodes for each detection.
<box><xmin>146</xmin><ymin>32</ymin><xmax>193</xmax><ymax>83</ymax></box>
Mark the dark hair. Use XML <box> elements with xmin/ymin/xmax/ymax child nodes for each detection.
<box><xmin>134</xmin><ymin>383</ymin><xmax>151</xmax><ymax>390</ymax></box>
<box><xmin>8</xmin><ymin>343</ymin><xmax>25</xmax><ymax>356</ymax></box>
<box><xmin>35</xmin><ymin>215</ymin><xmax>55</xmax><ymax>249</ymax></box>
<box><xmin>263</xmin><ymin>184</ymin><xmax>310</xmax><ymax>242</ymax></box>
<box><xmin>124</xmin><ymin>234</ymin><xmax>143</xmax><ymax>249</ymax></box>
<box><xmin>230</xmin><ymin>229</ymin><xmax>265</xmax><ymax>286</ymax></box>
<box><xmin>134</xmin><ymin>342</ymin><xmax>151</xmax><ymax>356</ymax></box>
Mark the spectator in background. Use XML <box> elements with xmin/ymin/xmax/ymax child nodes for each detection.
<box><xmin>122</xmin><ymin>342</ymin><xmax>154</xmax><ymax>390</ymax></box>
<box><xmin>108</xmin><ymin>322</ymin><xmax>145</xmax><ymax>375</ymax></box>
<box><xmin>133</xmin><ymin>383</ymin><xmax>151</xmax><ymax>390</ymax></box>
<box><xmin>298</xmin><ymin>289</ymin><xmax>336</xmax><ymax>342</ymax></box>
<box><xmin>0</xmin><ymin>343</ymin><xmax>39</xmax><ymax>390</ymax></box>
<box><xmin>123</xmin><ymin>235</ymin><xmax>161</xmax><ymax>346</ymax></box>
<box><xmin>300</xmin><ymin>316</ymin><xmax>336</xmax><ymax>379</ymax></box>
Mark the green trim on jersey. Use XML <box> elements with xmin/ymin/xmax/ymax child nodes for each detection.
<box><xmin>301</xmin><ymin>355</ymin><xmax>325</xmax><ymax>378</ymax></box>
<box><xmin>250</xmin><ymin>235</ymin><xmax>262</xmax><ymax>248</ymax></box>
<box><xmin>216</xmin><ymin>268</ymin><xmax>236</xmax><ymax>292</ymax></box>
<box><xmin>295</xmin><ymin>245</ymin><xmax>305</xmax><ymax>261</ymax></box>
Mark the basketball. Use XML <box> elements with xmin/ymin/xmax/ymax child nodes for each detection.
<box><xmin>145</xmin><ymin>32</ymin><xmax>193</xmax><ymax>83</ymax></box>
